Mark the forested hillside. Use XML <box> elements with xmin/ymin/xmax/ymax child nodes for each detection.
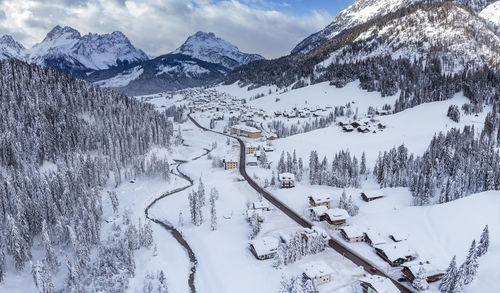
<box><xmin>0</xmin><ymin>60</ymin><xmax>173</xmax><ymax>289</ymax></box>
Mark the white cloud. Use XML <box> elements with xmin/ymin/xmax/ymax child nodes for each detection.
<box><xmin>0</xmin><ymin>0</ymin><xmax>333</xmax><ymax>58</ymax></box>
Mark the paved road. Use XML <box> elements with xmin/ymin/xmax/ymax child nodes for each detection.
<box><xmin>187</xmin><ymin>114</ymin><xmax>413</xmax><ymax>293</ymax></box>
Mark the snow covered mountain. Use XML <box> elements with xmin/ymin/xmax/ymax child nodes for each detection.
<box><xmin>87</xmin><ymin>53</ymin><xmax>230</xmax><ymax>95</ymax></box>
<box><xmin>291</xmin><ymin>0</ymin><xmax>497</xmax><ymax>55</ymax></box>
<box><xmin>172</xmin><ymin>31</ymin><xmax>264</xmax><ymax>69</ymax></box>
<box><xmin>0</xmin><ymin>35</ymin><xmax>27</xmax><ymax>60</ymax></box>
<box><xmin>27</xmin><ymin>25</ymin><xmax>148</xmax><ymax>75</ymax></box>
<box><xmin>480</xmin><ymin>1</ymin><xmax>500</xmax><ymax>32</ymax></box>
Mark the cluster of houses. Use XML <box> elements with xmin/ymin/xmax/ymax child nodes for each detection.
<box><xmin>338</xmin><ymin>118</ymin><xmax>386</xmax><ymax>134</ymax></box>
<box><xmin>305</xmin><ymin>190</ymin><xmax>445</xmax><ymax>287</ymax></box>
<box><xmin>274</xmin><ymin>105</ymin><xmax>333</xmax><ymax>119</ymax></box>
<box><xmin>246</xmin><ymin>200</ymin><xmax>272</xmax><ymax>223</ymax></box>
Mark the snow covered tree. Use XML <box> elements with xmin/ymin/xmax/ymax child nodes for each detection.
<box><xmin>278</xmin><ymin>151</ymin><xmax>286</xmax><ymax>174</ymax></box>
<box><xmin>290</xmin><ymin>276</ymin><xmax>305</xmax><ymax>293</ymax></box>
<box><xmin>32</xmin><ymin>261</ymin><xmax>54</xmax><ymax>293</ymax></box>
<box><xmin>64</xmin><ymin>260</ymin><xmax>81</xmax><ymax>293</ymax></box>
<box><xmin>279</xmin><ymin>275</ymin><xmax>291</xmax><ymax>293</ymax></box>
<box><xmin>273</xmin><ymin>243</ymin><xmax>286</xmax><ymax>268</ymax></box>
<box><xmin>0</xmin><ymin>241</ymin><xmax>5</xmax><ymax>283</ymax></box>
<box><xmin>297</xmin><ymin>158</ymin><xmax>304</xmax><ymax>182</ymax></box>
<box><xmin>302</xmin><ymin>278</ymin><xmax>315</xmax><ymax>293</ymax></box>
<box><xmin>249</xmin><ymin>213</ymin><xmax>261</xmax><ymax>239</ymax></box>
<box><xmin>41</xmin><ymin>220</ymin><xmax>59</xmax><ymax>272</ymax></box>
<box><xmin>447</xmin><ymin>105</ymin><xmax>461</xmax><ymax>122</ymax></box>
<box><xmin>476</xmin><ymin>225</ymin><xmax>489</xmax><ymax>257</ymax></box>
<box><xmin>178</xmin><ymin>212</ymin><xmax>184</xmax><ymax>227</ymax></box>
<box><xmin>412</xmin><ymin>267</ymin><xmax>429</xmax><ymax>291</ymax></box>
<box><xmin>188</xmin><ymin>190</ymin><xmax>203</xmax><ymax>226</ymax></box>
<box><xmin>142</xmin><ymin>221</ymin><xmax>154</xmax><ymax>248</ymax></box>
<box><xmin>360</xmin><ymin>152</ymin><xmax>367</xmax><ymax>175</ymax></box>
<box><xmin>108</xmin><ymin>190</ymin><xmax>119</xmax><ymax>215</ymax></box>
<box><xmin>157</xmin><ymin>270</ymin><xmax>168</xmax><ymax>293</ymax></box>
<box><xmin>460</xmin><ymin>240</ymin><xmax>479</xmax><ymax>286</ymax></box>
<box><xmin>439</xmin><ymin>256</ymin><xmax>460</xmax><ymax>293</ymax></box>
<box><xmin>210</xmin><ymin>191</ymin><xmax>217</xmax><ymax>231</ymax></box>
<box><xmin>260</xmin><ymin>151</ymin><xmax>268</xmax><ymax>168</ymax></box>
<box><xmin>210</xmin><ymin>187</ymin><xmax>219</xmax><ymax>201</ymax></box>
<box><xmin>271</xmin><ymin>171</ymin><xmax>276</xmax><ymax>186</ymax></box>
<box><xmin>198</xmin><ymin>179</ymin><xmax>206</xmax><ymax>207</ymax></box>
<box><xmin>6</xmin><ymin>214</ymin><xmax>30</xmax><ymax>271</ymax></box>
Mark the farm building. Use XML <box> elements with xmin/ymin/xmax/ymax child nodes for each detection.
<box><xmin>278</xmin><ymin>173</ymin><xmax>295</xmax><ymax>188</ymax></box>
<box><xmin>232</xmin><ymin>124</ymin><xmax>261</xmax><ymax>138</ymax></box>
<box><xmin>246</xmin><ymin>209</ymin><xmax>264</xmax><ymax>223</ymax></box>
<box><xmin>263</xmin><ymin>145</ymin><xmax>274</xmax><ymax>152</ymax></box>
<box><xmin>223</xmin><ymin>157</ymin><xmax>238</xmax><ymax>170</ymax></box>
<box><xmin>249</xmin><ymin>236</ymin><xmax>279</xmax><ymax>260</ymax></box>
<box><xmin>361</xmin><ymin>190</ymin><xmax>385</xmax><ymax>202</ymax></box>
<box><xmin>266</xmin><ymin>134</ymin><xmax>277</xmax><ymax>140</ymax></box>
<box><xmin>308</xmin><ymin>194</ymin><xmax>333</xmax><ymax>209</ymax></box>
<box><xmin>359</xmin><ymin>275</ymin><xmax>399</xmax><ymax>293</ymax></box>
<box><xmin>340</xmin><ymin>225</ymin><xmax>365</xmax><ymax>242</ymax></box>
<box><xmin>402</xmin><ymin>261</ymin><xmax>445</xmax><ymax>283</ymax></box>
<box><xmin>301</xmin><ymin>261</ymin><xmax>334</xmax><ymax>286</ymax></box>
<box><xmin>364</xmin><ymin>230</ymin><xmax>387</xmax><ymax>247</ymax></box>
<box><xmin>374</xmin><ymin>242</ymin><xmax>417</xmax><ymax>266</ymax></box>
<box><xmin>322</xmin><ymin>208</ymin><xmax>349</xmax><ymax>227</ymax></box>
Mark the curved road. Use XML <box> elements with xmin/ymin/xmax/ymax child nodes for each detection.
<box><xmin>187</xmin><ymin>114</ymin><xmax>413</xmax><ymax>293</ymax></box>
<box><xmin>144</xmin><ymin>145</ymin><xmax>212</xmax><ymax>293</ymax></box>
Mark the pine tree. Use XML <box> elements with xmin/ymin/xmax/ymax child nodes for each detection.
<box><xmin>210</xmin><ymin>191</ymin><xmax>217</xmax><ymax>231</ymax></box>
<box><xmin>271</xmin><ymin>171</ymin><xmax>276</xmax><ymax>186</ymax></box>
<box><xmin>279</xmin><ymin>275</ymin><xmax>291</xmax><ymax>293</ymax></box>
<box><xmin>0</xmin><ymin>241</ymin><xmax>5</xmax><ymax>283</ymax></box>
<box><xmin>476</xmin><ymin>225</ymin><xmax>489</xmax><ymax>257</ymax></box>
<box><xmin>41</xmin><ymin>220</ymin><xmax>59</xmax><ymax>272</ymax></box>
<box><xmin>273</xmin><ymin>243</ymin><xmax>286</xmax><ymax>268</ymax></box>
<box><xmin>460</xmin><ymin>240</ymin><xmax>479</xmax><ymax>285</ymax></box>
<box><xmin>439</xmin><ymin>256</ymin><xmax>459</xmax><ymax>293</ymax></box>
<box><xmin>210</xmin><ymin>187</ymin><xmax>219</xmax><ymax>201</ymax></box>
<box><xmin>249</xmin><ymin>213</ymin><xmax>261</xmax><ymax>239</ymax></box>
<box><xmin>360</xmin><ymin>152</ymin><xmax>367</xmax><ymax>175</ymax></box>
<box><xmin>157</xmin><ymin>270</ymin><xmax>168</xmax><ymax>293</ymax></box>
<box><xmin>178</xmin><ymin>212</ymin><xmax>184</xmax><ymax>227</ymax></box>
<box><xmin>142</xmin><ymin>221</ymin><xmax>154</xmax><ymax>248</ymax></box>
<box><xmin>290</xmin><ymin>276</ymin><xmax>305</xmax><ymax>293</ymax></box>
<box><xmin>32</xmin><ymin>261</ymin><xmax>54</xmax><ymax>293</ymax></box>
<box><xmin>198</xmin><ymin>179</ymin><xmax>206</xmax><ymax>207</ymax></box>
<box><xmin>64</xmin><ymin>260</ymin><xmax>81</xmax><ymax>293</ymax></box>
<box><xmin>412</xmin><ymin>267</ymin><xmax>429</xmax><ymax>291</ymax></box>
<box><xmin>302</xmin><ymin>278</ymin><xmax>314</xmax><ymax>293</ymax></box>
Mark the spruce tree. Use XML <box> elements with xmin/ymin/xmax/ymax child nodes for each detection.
<box><xmin>460</xmin><ymin>240</ymin><xmax>479</xmax><ymax>285</ymax></box>
<box><xmin>412</xmin><ymin>267</ymin><xmax>429</xmax><ymax>291</ymax></box>
<box><xmin>476</xmin><ymin>225</ymin><xmax>489</xmax><ymax>257</ymax></box>
<box><xmin>439</xmin><ymin>256</ymin><xmax>459</xmax><ymax>293</ymax></box>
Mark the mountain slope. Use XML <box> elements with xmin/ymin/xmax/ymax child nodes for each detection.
<box><xmin>0</xmin><ymin>35</ymin><xmax>27</xmax><ymax>60</ymax></box>
<box><xmin>480</xmin><ymin>1</ymin><xmax>500</xmax><ymax>32</ymax></box>
<box><xmin>27</xmin><ymin>25</ymin><xmax>148</xmax><ymax>75</ymax></box>
<box><xmin>87</xmin><ymin>53</ymin><xmax>230</xmax><ymax>95</ymax></box>
<box><xmin>172</xmin><ymin>31</ymin><xmax>264</xmax><ymax>69</ymax></box>
<box><xmin>292</xmin><ymin>0</ymin><xmax>497</xmax><ymax>55</ymax></box>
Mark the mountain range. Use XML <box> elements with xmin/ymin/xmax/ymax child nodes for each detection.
<box><xmin>0</xmin><ymin>28</ymin><xmax>264</xmax><ymax>95</ymax></box>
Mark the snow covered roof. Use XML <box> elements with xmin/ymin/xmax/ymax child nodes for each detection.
<box><xmin>403</xmin><ymin>261</ymin><xmax>444</xmax><ymax>277</ymax></box>
<box><xmin>325</xmin><ymin>208</ymin><xmax>350</xmax><ymax>221</ymax></box>
<box><xmin>249</xmin><ymin>236</ymin><xmax>279</xmax><ymax>257</ymax></box>
<box><xmin>224</xmin><ymin>156</ymin><xmax>238</xmax><ymax>162</ymax></box>
<box><xmin>340</xmin><ymin>225</ymin><xmax>365</xmax><ymax>238</ymax></box>
<box><xmin>246</xmin><ymin>209</ymin><xmax>264</xmax><ymax>220</ymax></box>
<box><xmin>362</xmin><ymin>190</ymin><xmax>385</xmax><ymax>198</ymax></box>
<box><xmin>309</xmin><ymin>205</ymin><xmax>329</xmax><ymax>216</ymax></box>
<box><xmin>309</xmin><ymin>194</ymin><xmax>333</xmax><ymax>204</ymax></box>
<box><xmin>246</xmin><ymin>156</ymin><xmax>258</xmax><ymax>163</ymax></box>
<box><xmin>375</xmin><ymin>242</ymin><xmax>417</xmax><ymax>262</ymax></box>
<box><xmin>389</xmin><ymin>231</ymin><xmax>409</xmax><ymax>242</ymax></box>
<box><xmin>232</xmin><ymin>124</ymin><xmax>260</xmax><ymax>133</ymax></box>
<box><xmin>359</xmin><ymin>275</ymin><xmax>399</xmax><ymax>293</ymax></box>
<box><xmin>278</xmin><ymin>173</ymin><xmax>295</xmax><ymax>181</ymax></box>
<box><xmin>252</xmin><ymin>201</ymin><xmax>270</xmax><ymax>210</ymax></box>
<box><xmin>364</xmin><ymin>230</ymin><xmax>386</xmax><ymax>246</ymax></box>
<box><xmin>301</xmin><ymin>261</ymin><xmax>334</xmax><ymax>279</ymax></box>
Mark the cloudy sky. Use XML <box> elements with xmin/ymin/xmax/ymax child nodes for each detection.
<box><xmin>0</xmin><ymin>0</ymin><xmax>354</xmax><ymax>58</ymax></box>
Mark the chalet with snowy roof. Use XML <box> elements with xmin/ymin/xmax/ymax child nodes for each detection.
<box><xmin>301</xmin><ymin>226</ymin><xmax>330</xmax><ymax>243</ymax></box>
<box><xmin>322</xmin><ymin>208</ymin><xmax>349</xmax><ymax>228</ymax></box>
<box><xmin>374</xmin><ymin>242</ymin><xmax>417</xmax><ymax>266</ymax></box>
<box><xmin>249</xmin><ymin>236</ymin><xmax>279</xmax><ymax>260</ymax></box>
<box><xmin>223</xmin><ymin>157</ymin><xmax>238</xmax><ymax>170</ymax></box>
<box><xmin>263</xmin><ymin>145</ymin><xmax>274</xmax><ymax>152</ymax></box>
<box><xmin>308</xmin><ymin>194</ymin><xmax>333</xmax><ymax>209</ymax></box>
<box><xmin>361</xmin><ymin>190</ymin><xmax>385</xmax><ymax>202</ymax></box>
<box><xmin>340</xmin><ymin>225</ymin><xmax>365</xmax><ymax>242</ymax></box>
<box><xmin>252</xmin><ymin>201</ymin><xmax>271</xmax><ymax>211</ymax></box>
<box><xmin>342</xmin><ymin>125</ymin><xmax>355</xmax><ymax>132</ymax></box>
<box><xmin>278</xmin><ymin>173</ymin><xmax>295</xmax><ymax>188</ymax></box>
<box><xmin>265</xmin><ymin>134</ymin><xmax>276</xmax><ymax>140</ymax></box>
<box><xmin>364</xmin><ymin>230</ymin><xmax>386</xmax><ymax>247</ymax></box>
<box><xmin>301</xmin><ymin>261</ymin><xmax>334</xmax><ymax>286</ymax></box>
<box><xmin>308</xmin><ymin>206</ymin><xmax>329</xmax><ymax>221</ymax></box>
<box><xmin>389</xmin><ymin>232</ymin><xmax>409</xmax><ymax>243</ymax></box>
<box><xmin>232</xmin><ymin>124</ymin><xmax>261</xmax><ymax>138</ymax></box>
<box><xmin>246</xmin><ymin>156</ymin><xmax>258</xmax><ymax>166</ymax></box>
<box><xmin>402</xmin><ymin>261</ymin><xmax>445</xmax><ymax>283</ymax></box>
<box><xmin>359</xmin><ymin>275</ymin><xmax>399</xmax><ymax>293</ymax></box>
